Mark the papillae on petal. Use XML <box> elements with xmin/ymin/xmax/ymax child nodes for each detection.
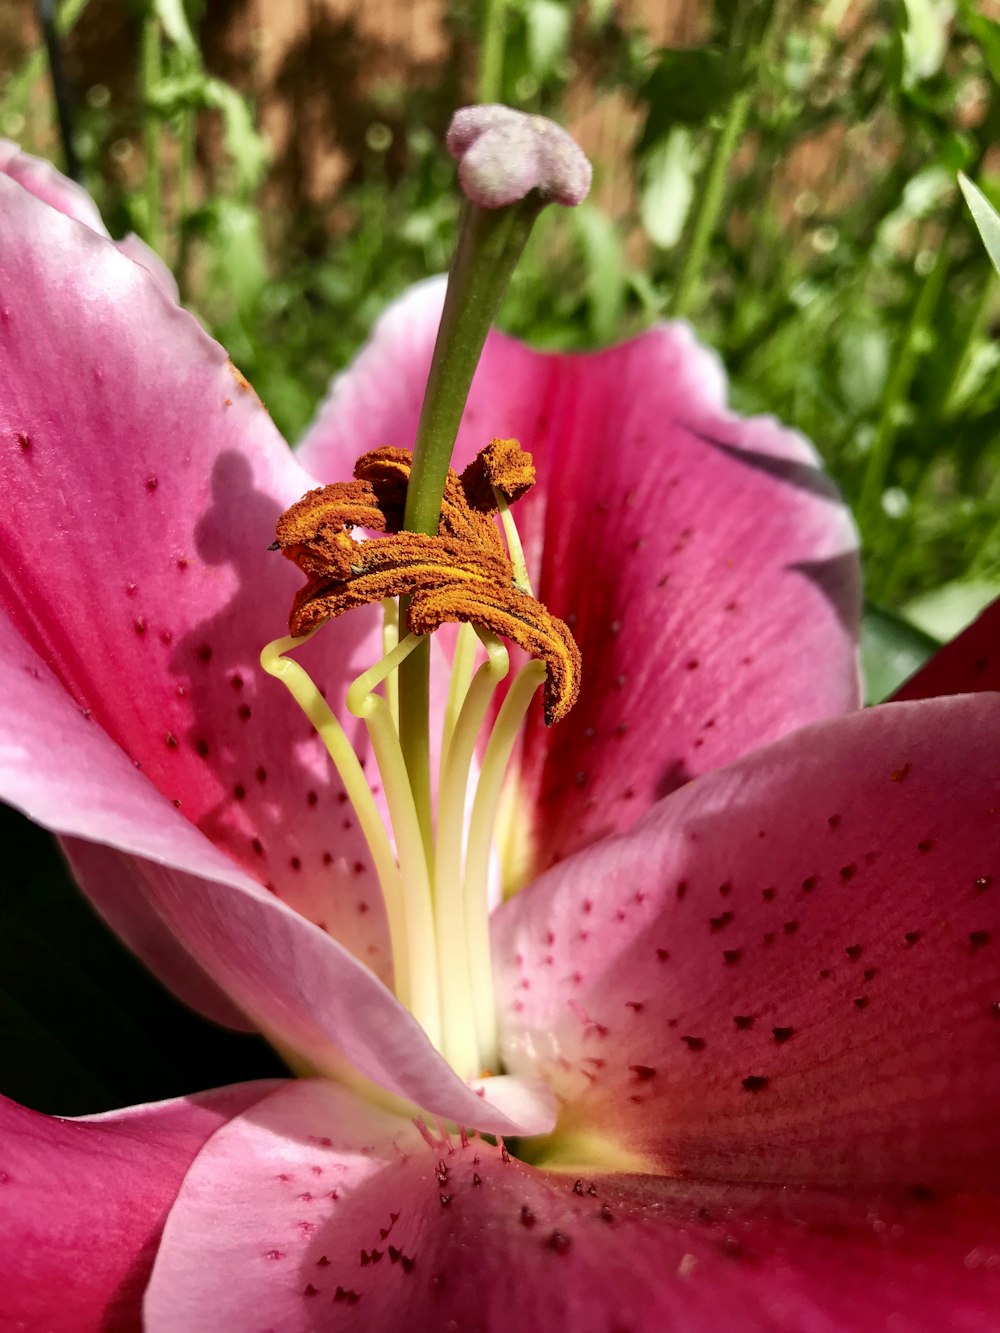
<box><xmin>144</xmin><ymin>1078</ymin><xmax>1000</xmax><ymax>1333</ymax></box>
<box><xmin>494</xmin><ymin>692</ymin><xmax>1000</xmax><ymax>1191</ymax></box>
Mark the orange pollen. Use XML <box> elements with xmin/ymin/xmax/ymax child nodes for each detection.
<box><xmin>273</xmin><ymin>440</ymin><xmax>581</xmax><ymax>725</ymax></box>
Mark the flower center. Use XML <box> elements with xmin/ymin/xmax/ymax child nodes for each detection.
<box><xmin>261</xmin><ymin>440</ymin><xmax>580</xmax><ymax>1081</ymax></box>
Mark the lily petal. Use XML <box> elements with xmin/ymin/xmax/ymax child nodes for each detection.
<box><xmin>297</xmin><ymin>279</ymin><xmax>860</xmax><ymax>878</ymax></box>
<box><xmin>894</xmin><ymin>597</ymin><xmax>1000</xmax><ymax>700</ymax></box>
<box><xmin>0</xmin><ymin>1080</ymin><xmax>280</xmax><ymax>1333</ymax></box>
<box><xmin>0</xmin><ymin>137</ymin><xmax>179</xmax><ymax>299</ymax></box>
<box><xmin>494</xmin><ymin>692</ymin><xmax>1000</xmax><ymax>1189</ymax></box>
<box><xmin>145</xmin><ymin>1078</ymin><xmax>1000</xmax><ymax>1332</ymax></box>
<box><xmin>0</xmin><ymin>609</ymin><xmax>550</xmax><ymax>1135</ymax></box>
<box><xmin>0</xmin><ymin>173</ymin><xmax>393</xmax><ymax>981</ymax></box>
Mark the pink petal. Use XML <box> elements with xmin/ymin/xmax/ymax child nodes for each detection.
<box><xmin>0</xmin><ymin>174</ymin><xmax>394</xmax><ymax>981</ymax></box>
<box><xmin>0</xmin><ymin>138</ymin><xmax>109</xmax><ymax>232</ymax></box>
<box><xmin>0</xmin><ymin>614</ymin><xmax>550</xmax><ymax>1135</ymax></box>
<box><xmin>0</xmin><ymin>138</ymin><xmax>179</xmax><ymax>299</ymax></box>
<box><xmin>145</xmin><ymin>1078</ymin><xmax>1000</xmax><ymax>1332</ymax></box>
<box><xmin>298</xmin><ymin>279</ymin><xmax>860</xmax><ymax>877</ymax></box>
<box><xmin>894</xmin><ymin>597</ymin><xmax>1000</xmax><ymax>701</ymax></box>
<box><xmin>494</xmin><ymin>692</ymin><xmax>1000</xmax><ymax>1189</ymax></box>
<box><xmin>0</xmin><ymin>1080</ymin><xmax>280</xmax><ymax>1332</ymax></box>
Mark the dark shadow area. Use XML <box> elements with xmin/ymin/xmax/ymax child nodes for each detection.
<box><xmin>654</xmin><ymin>756</ymin><xmax>697</xmax><ymax>802</ymax></box>
<box><xmin>685</xmin><ymin>426</ymin><xmax>844</xmax><ymax>503</ymax></box>
<box><xmin>0</xmin><ymin>802</ymin><xmax>284</xmax><ymax>1117</ymax></box>
<box><xmin>790</xmin><ymin>551</ymin><xmax>863</xmax><ymax>636</ymax></box>
<box><xmin>169</xmin><ymin>450</ymin><xmax>388</xmax><ymax>973</ymax></box>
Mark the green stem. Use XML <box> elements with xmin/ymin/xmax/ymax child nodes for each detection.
<box><xmin>939</xmin><ymin>270</ymin><xmax>995</xmax><ymax>419</ymax></box>
<box><xmin>858</xmin><ymin>214</ymin><xmax>955</xmax><ymax>554</ymax></box>
<box><xmin>176</xmin><ymin>101</ymin><xmax>195</xmax><ymax>283</ymax></box>
<box><xmin>478</xmin><ymin>0</ymin><xmax>507</xmax><ymax>104</ymax></box>
<box><xmin>396</xmin><ymin>198</ymin><xmax>541</xmax><ymax>844</ymax></box>
<box><xmin>671</xmin><ymin>86</ymin><xmax>751</xmax><ymax>320</ymax></box>
<box><xmin>464</xmin><ymin>659</ymin><xmax>545</xmax><ymax>1066</ymax></box>
<box><xmin>140</xmin><ymin>9</ymin><xmax>163</xmax><ymax>255</ymax></box>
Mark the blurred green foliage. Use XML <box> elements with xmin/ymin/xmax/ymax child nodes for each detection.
<box><xmin>5</xmin><ymin>0</ymin><xmax>999</xmax><ymax>632</ymax></box>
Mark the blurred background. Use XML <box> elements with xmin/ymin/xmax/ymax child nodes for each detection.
<box><xmin>1</xmin><ymin>0</ymin><xmax>998</xmax><ymax>1110</ymax></box>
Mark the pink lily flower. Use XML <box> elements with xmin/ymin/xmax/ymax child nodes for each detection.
<box><xmin>1</xmin><ymin>141</ymin><xmax>1000</xmax><ymax>1332</ymax></box>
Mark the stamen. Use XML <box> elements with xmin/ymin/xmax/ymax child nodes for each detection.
<box><xmin>492</xmin><ymin>486</ymin><xmax>532</xmax><ymax>595</ymax></box>
<box><xmin>408</xmin><ymin>584</ymin><xmax>579</xmax><ymax>725</ymax></box>
<box><xmin>274</xmin><ymin>442</ymin><xmax>580</xmax><ymax>723</ymax></box>
<box><xmin>346</xmin><ymin>634</ymin><xmax>441</xmax><ymax>1049</ymax></box>
<box><xmin>259</xmin><ymin>634</ymin><xmax>412</xmax><ymax>1008</ymax></box>
<box><xmin>463</xmin><ymin>658</ymin><xmax>546</xmax><ymax>1065</ymax></box>
<box><xmin>382</xmin><ymin>598</ymin><xmax>400</xmax><ymax>732</ymax></box>
<box><xmin>441</xmin><ymin>622</ymin><xmax>480</xmax><ymax>769</ymax></box>
<box><xmin>268</xmin><ymin>436</ymin><xmax>582</xmax><ymax>1082</ymax></box>
<box><xmin>434</xmin><ymin>630</ymin><xmax>509</xmax><ymax>1077</ymax></box>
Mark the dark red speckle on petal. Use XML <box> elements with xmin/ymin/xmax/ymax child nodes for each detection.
<box><xmin>772</xmin><ymin>1026</ymin><xmax>795</xmax><ymax>1043</ymax></box>
<box><xmin>742</xmin><ymin>1076</ymin><xmax>769</xmax><ymax>1093</ymax></box>
<box><xmin>520</xmin><ymin>1205</ymin><xmax>536</xmax><ymax>1228</ymax></box>
<box><xmin>546</xmin><ymin>1231</ymin><xmax>572</xmax><ymax>1255</ymax></box>
<box><xmin>196</xmin><ymin>643</ymin><xmax>213</xmax><ymax>664</ymax></box>
<box><xmin>970</xmin><ymin>931</ymin><xmax>992</xmax><ymax>950</ymax></box>
<box><xmin>630</xmin><ymin>1063</ymin><xmax>658</xmax><ymax>1078</ymax></box>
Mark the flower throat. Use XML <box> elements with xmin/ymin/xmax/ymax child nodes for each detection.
<box><xmin>261</xmin><ymin>438</ymin><xmax>581</xmax><ymax>1082</ymax></box>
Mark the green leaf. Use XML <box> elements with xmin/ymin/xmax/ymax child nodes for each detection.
<box><xmin>636</xmin><ymin>48</ymin><xmax>727</xmax><ymax>152</ymax></box>
<box><xmin>958</xmin><ymin>172</ymin><xmax>1000</xmax><ymax>277</ymax></box>
<box><xmin>903</xmin><ymin>578</ymin><xmax>1000</xmax><ymax>640</ymax></box>
<box><xmin>203</xmin><ymin>78</ymin><xmax>269</xmax><ymax>193</ymax></box>
<box><xmin>640</xmin><ymin>127</ymin><xmax>699</xmax><ymax>250</ymax></box>
<box><xmin>525</xmin><ymin>0</ymin><xmax>571</xmax><ymax>82</ymax></box>
<box><xmin>900</xmin><ymin>0</ymin><xmax>955</xmax><ymax>87</ymax></box>
<box><xmin>573</xmin><ymin>203</ymin><xmax>626</xmax><ymax>345</ymax></box>
<box><xmin>861</xmin><ymin>603</ymin><xmax>941</xmax><ymax>704</ymax></box>
<box><xmin>154</xmin><ymin>0</ymin><xmax>198</xmax><ymax>57</ymax></box>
